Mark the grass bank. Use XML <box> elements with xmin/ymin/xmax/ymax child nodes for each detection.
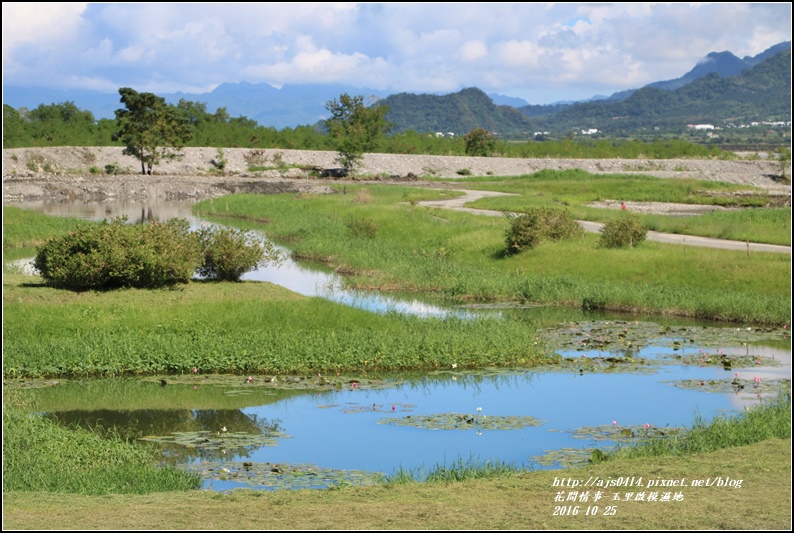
<box><xmin>437</xmin><ymin>170</ymin><xmax>791</xmax><ymax>246</ymax></box>
<box><xmin>3</xmin><ymin>394</ymin><xmax>202</xmax><ymax>495</ymax></box>
<box><xmin>192</xmin><ymin>185</ymin><xmax>790</xmax><ymax>324</ymax></box>
<box><xmin>2</xmin><ymin>271</ymin><xmax>552</xmax><ymax>378</ymax></box>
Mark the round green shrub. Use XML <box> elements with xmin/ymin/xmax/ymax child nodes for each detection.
<box><xmin>34</xmin><ymin>218</ymin><xmax>202</xmax><ymax>290</ymax></box>
<box><xmin>195</xmin><ymin>225</ymin><xmax>282</xmax><ymax>282</ymax></box>
<box><xmin>505</xmin><ymin>208</ymin><xmax>584</xmax><ymax>255</ymax></box>
<box><xmin>598</xmin><ymin>214</ymin><xmax>648</xmax><ymax>248</ymax></box>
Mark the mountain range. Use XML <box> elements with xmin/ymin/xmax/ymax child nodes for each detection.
<box><xmin>2</xmin><ymin>41</ymin><xmax>790</xmax><ymax>135</ymax></box>
<box><xmin>2</xmin><ymin>81</ymin><xmax>527</xmax><ymax>131</ymax></box>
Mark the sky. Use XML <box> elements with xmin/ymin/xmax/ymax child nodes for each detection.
<box><xmin>2</xmin><ymin>2</ymin><xmax>792</xmax><ymax>104</ymax></box>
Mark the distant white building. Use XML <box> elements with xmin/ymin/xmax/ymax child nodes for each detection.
<box><xmin>581</xmin><ymin>128</ymin><xmax>599</xmax><ymax>135</ymax></box>
<box><xmin>688</xmin><ymin>124</ymin><xmax>715</xmax><ymax>130</ymax></box>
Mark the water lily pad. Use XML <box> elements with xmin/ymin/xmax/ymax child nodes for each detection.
<box><xmin>318</xmin><ymin>402</ymin><xmax>417</xmax><ymax>414</ymax></box>
<box><xmin>377</xmin><ymin>412</ymin><xmax>543</xmax><ymax>431</ymax></box>
<box><xmin>568</xmin><ymin>424</ymin><xmax>686</xmax><ymax>441</ymax></box>
<box><xmin>3</xmin><ymin>378</ymin><xmax>65</xmax><ymax>390</ymax></box>
<box><xmin>541</xmin><ymin>355</ymin><xmax>657</xmax><ymax>374</ymax></box>
<box><xmin>180</xmin><ymin>460</ymin><xmax>383</xmax><ymax>490</ymax></box>
<box><xmin>541</xmin><ymin>321</ymin><xmax>789</xmax><ymax>355</ymax></box>
<box><xmin>663</xmin><ymin>352</ymin><xmax>780</xmax><ymax>368</ymax></box>
<box><xmin>140</xmin><ymin>373</ymin><xmax>402</xmax><ymax>392</ymax></box>
<box><xmin>530</xmin><ymin>447</ymin><xmax>612</xmax><ymax>468</ymax></box>
<box><xmin>139</xmin><ymin>429</ymin><xmax>291</xmax><ymax>450</ymax></box>
<box><xmin>665</xmin><ymin>377</ymin><xmax>791</xmax><ymax>395</ymax></box>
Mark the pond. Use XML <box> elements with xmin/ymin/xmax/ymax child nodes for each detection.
<box><xmin>6</xmin><ymin>197</ymin><xmax>792</xmax><ymax>492</ymax></box>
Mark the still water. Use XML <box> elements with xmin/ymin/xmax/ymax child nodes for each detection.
<box><xmin>8</xmin><ymin>198</ymin><xmax>792</xmax><ymax>491</ymax></box>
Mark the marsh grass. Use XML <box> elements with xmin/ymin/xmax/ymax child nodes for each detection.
<box><xmin>3</xmin><ymin>393</ymin><xmax>201</xmax><ymax>494</ymax></box>
<box><xmin>385</xmin><ymin>456</ymin><xmax>524</xmax><ymax>484</ymax></box>
<box><xmin>192</xmin><ymin>186</ymin><xmax>790</xmax><ymax>324</ymax></box>
<box><xmin>2</xmin><ymin>206</ymin><xmax>87</xmax><ymax>250</ymax></box>
<box><xmin>3</xmin><ymin>271</ymin><xmax>553</xmax><ymax>378</ymax></box>
<box><xmin>612</xmin><ymin>387</ymin><xmax>792</xmax><ymax>460</ymax></box>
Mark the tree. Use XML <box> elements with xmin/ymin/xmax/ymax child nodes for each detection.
<box><xmin>3</xmin><ymin>104</ymin><xmax>28</xmax><ymax>147</ymax></box>
<box><xmin>113</xmin><ymin>87</ymin><xmax>193</xmax><ymax>174</ymax></box>
<box><xmin>324</xmin><ymin>94</ymin><xmax>391</xmax><ymax>173</ymax></box>
<box><xmin>464</xmin><ymin>127</ymin><xmax>497</xmax><ymax>156</ymax></box>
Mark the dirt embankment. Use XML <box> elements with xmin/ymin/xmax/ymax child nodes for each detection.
<box><xmin>3</xmin><ymin>146</ymin><xmax>791</xmax><ymax>204</ymax></box>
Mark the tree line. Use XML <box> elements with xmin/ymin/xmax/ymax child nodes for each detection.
<box><xmin>4</xmin><ymin>87</ymin><xmax>739</xmax><ymax>169</ymax></box>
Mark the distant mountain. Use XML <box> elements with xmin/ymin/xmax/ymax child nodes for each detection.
<box><xmin>2</xmin><ymin>87</ymin><xmax>122</xmax><ymax>121</ymax></box>
<box><xmin>182</xmin><ymin>82</ymin><xmax>394</xmax><ymax>129</ymax></box>
<box><xmin>2</xmin><ymin>82</ymin><xmax>394</xmax><ymax>130</ymax></box>
<box><xmin>379</xmin><ymin>87</ymin><xmax>535</xmax><ymax>136</ymax></box>
<box><xmin>3</xmin><ymin>41</ymin><xmax>789</xmax><ymax>133</ymax></box>
<box><xmin>487</xmin><ymin>93</ymin><xmax>530</xmax><ymax>107</ymax></box>
<box><xmin>521</xmin><ymin>47</ymin><xmax>792</xmax><ymax>133</ymax></box>
<box><xmin>610</xmin><ymin>41</ymin><xmax>792</xmax><ymax>98</ymax></box>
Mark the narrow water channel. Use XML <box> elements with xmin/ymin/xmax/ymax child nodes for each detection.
<box><xmin>7</xmin><ymin>198</ymin><xmax>791</xmax><ymax>491</ymax></box>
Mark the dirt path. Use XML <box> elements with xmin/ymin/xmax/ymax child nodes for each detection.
<box><xmin>415</xmin><ymin>189</ymin><xmax>792</xmax><ymax>254</ymax></box>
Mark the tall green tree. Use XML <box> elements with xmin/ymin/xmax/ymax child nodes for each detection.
<box><xmin>3</xmin><ymin>104</ymin><xmax>28</xmax><ymax>147</ymax></box>
<box><xmin>464</xmin><ymin>127</ymin><xmax>497</xmax><ymax>156</ymax></box>
<box><xmin>325</xmin><ymin>94</ymin><xmax>391</xmax><ymax>173</ymax></box>
<box><xmin>112</xmin><ymin>88</ymin><xmax>193</xmax><ymax>174</ymax></box>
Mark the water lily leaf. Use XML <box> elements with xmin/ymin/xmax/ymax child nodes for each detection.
<box><xmin>665</xmin><ymin>353</ymin><xmax>780</xmax><ymax>368</ymax></box>
<box><xmin>140</xmin><ymin>373</ymin><xmax>402</xmax><ymax>392</ymax></box>
<box><xmin>530</xmin><ymin>447</ymin><xmax>603</xmax><ymax>468</ymax></box>
<box><xmin>541</xmin><ymin>321</ymin><xmax>789</xmax><ymax>356</ymax></box>
<box><xmin>180</xmin><ymin>460</ymin><xmax>384</xmax><ymax>490</ymax></box>
<box><xmin>665</xmin><ymin>377</ymin><xmax>791</xmax><ymax>395</ymax></box>
<box><xmin>139</xmin><ymin>429</ymin><xmax>291</xmax><ymax>450</ymax></box>
<box><xmin>567</xmin><ymin>424</ymin><xmax>686</xmax><ymax>441</ymax></box>
<box><xmin>377</xmin><ymin>412</ymin><xmax>543</xmax><ymax>431</ymax></box>
<box><xmin>322</xmin><ymin>402</ymin><xmax>416</xmax><ymax>414</ymax></box>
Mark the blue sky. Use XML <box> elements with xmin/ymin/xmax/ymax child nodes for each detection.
<box><xmin>2</xmin><ymin>2</ymin><xmax>791</xmax><ymax>104</ymax></box>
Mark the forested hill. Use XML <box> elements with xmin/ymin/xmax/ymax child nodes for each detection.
<box><xmin>379</xmin><ymin>88</ymin><xmax>535</xmax><ymax>137</ymax></box>
<box><xmin>520</xmin><ymin>48</ymin><xmax>791</xmax><ymax>134</ymax></box>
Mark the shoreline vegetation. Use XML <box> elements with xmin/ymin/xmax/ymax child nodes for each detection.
<box><xmin>2</xmin><ymin>152</ymin><xmax>791</xmax><ymax>529</ymax></box>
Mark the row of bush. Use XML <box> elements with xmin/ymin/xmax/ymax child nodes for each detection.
<box><xmin>505</xmin><ymin>209</ymin><xmax>647</xmax><ymax>253</ymax></box>
<box><xmin>33</xmin><ymin>218</ymin><xmax>282</xmax><ymax>291</ymax></box>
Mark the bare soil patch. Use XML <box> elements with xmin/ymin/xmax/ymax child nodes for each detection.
<box><xmin>3</xmin><ymin>147</ymin><xmax>790</xmax><ymax>211</ymax></box>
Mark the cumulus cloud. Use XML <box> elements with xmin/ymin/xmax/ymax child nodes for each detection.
<box><xmin>2</xmin><ymin>2</ymin><xmax>791</xmax><ymax>103</ymax></box>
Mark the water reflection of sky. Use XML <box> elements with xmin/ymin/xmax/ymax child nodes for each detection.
<box><xmin>201</xmin><ymin>351</ymin><xmax>788</xmax><ymax>491</ymax></box>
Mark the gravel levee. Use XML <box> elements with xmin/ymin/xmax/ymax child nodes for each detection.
<box><xmin>3</xmin><ymin>146</ymin><xmax>791</xmax><ymax>207</ymax></box>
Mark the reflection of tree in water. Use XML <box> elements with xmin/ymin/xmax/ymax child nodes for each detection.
<box><xmin>45</xmin><ymin>409</ymin><xmax>285</xmax><ymax>462</ymax></box>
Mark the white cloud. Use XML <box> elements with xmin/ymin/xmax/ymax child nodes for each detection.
<box><xmin>2</xmin><ymin>3</ymin><xmax>87</xmax><ymax>50</ymax></box>
<box><xmin>494</xmin><ymin>40</ymin><xmax>543</xmax><ymax>69</ymax></box>
<box><xmin>460</xmin><ymin>40</ymin><xmax>488</xmax><ymax>62</ymax></box>
<box><xmin>2</xmin><ymin>3</ymin><xmax>791</xmax><ymax>104</ymax></box>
